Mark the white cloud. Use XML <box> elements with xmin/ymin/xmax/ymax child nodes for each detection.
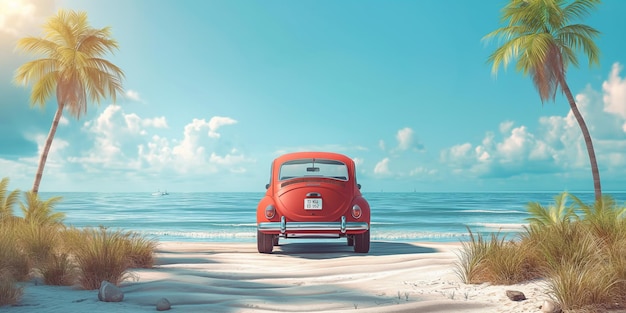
<box><xmin>374</xmin><ymin>157</ymin><xmax>391</xmax><ymax>175</ymax></box>
<box><xmin>396</xmin><ymin>127</ymin><xmax>413</xmax><ymax>150</ymax></box>
<box><xmin>353</xmin><ymin>157</ymin><xmax>364</xmax><ymax>167</ymax></box>
<box><xmin>499</xmin><ymin>120</ymin><xmax>514</xmax><ymax>134</ymax></box>
<box><xmin>0</xmin><ymin>0</ymin><xmax>55</xmax><ymax>37</ymax></box>
<box><xmin>208</xmin><ymin>116</ymin><xmax>237</xmax><ymax>138</ymax></box>
<box><xmin>273</xmin><ymin>144</ymin><xmax>367</xmax><ymax>156</ymax></box>
<box><xmin>602</xmin><ymin>63</ymin><xmax>626</xmax><ymax>132</ymax></box>
<box><xmin>440</xmin><ymin>63</ymin><xmax>626</xmax><ymax>181</ymax></box>
<box><xmin>392</xmin><ymin>127</ymin><xmax>423</xmax><ymax>152</ymax></box>
<box><xmin>496</xmin><ymin>125</ymin><xmax>532</xmax><ymax>162</ymax></box>
<box><xmin>125</xmin><ymin>90</ymin><xmax>144</xmax><ymax>103</ymax></box>
<box><xmin>378</xmin><ymin>139</ymin><xmax>385</xmax><ymax>151</ymax></box>
<box><xmin>0</xmin><ymin>158</ymin><xmax>32</xmax><ymax>189</ymax></box>
<box><xmin>59</xmin><ymin>115</ymin><xmax>69</xmax><ymax>126</ymax></box>
<box><xmin>20</xmin><ymin>133</ymin><xmax>71</xmax><ymax>177</ymax></box>
<box><xmin>0</xmin><ymin>0</ymin><xmax>35</xmax><ymax>36</ymax></box>
<box><xmin>409</xmin><ymin>166</ymin><xmax>437</xmax><ymax>177</ymax></box>
<box><xmin>64</xmin><ymin>106</ymin><xmax>252</xmax><ymax>180</ymax></box>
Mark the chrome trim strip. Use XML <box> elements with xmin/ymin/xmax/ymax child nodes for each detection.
<box><xmin>258</xmin><ymin>220</ymin><xmax>369</xmax><ymax>232</ymax></box>
<box><xmin>280</xmin><ymin>216</ymin><xmax>286</xmax><ymax>234</ymax></box>
<box><xmin>341</xmin><ymin>216</ymin><xmax>346</xmax><ymax>233</ymax></box>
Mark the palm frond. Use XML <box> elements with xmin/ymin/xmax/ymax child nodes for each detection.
<box><xmin>16</xmin><ymin>37</ymin><xmax>59</xmax><ymax>56</ymax></box>
<box><xmin>562</xmin><ymin>0</ymin><xmax>601</xmax><ymax>21</ymax></box>
<box><xmin>526</xmin><ymin>192</ymin><xmax>575</xmax><ymax>227</ymax></box>
<box><xmin>14</xmin><ymin>9</ymin><xmax>124</xmax><ymax>111</ymax></box>
<box><xmin>19</xmin><ymin>191</ymin><xmax>65</xmax><ymax>226</ymax></box>
<box><xmin>31</xmin><ymin>72</ymin><xmax>59</xmax><ymax>107</ymax></box>
<box><xmin>0</xmin><ymin>178</ymin><xmax>20</xmax><ymax>222</ymax></box>
<box><xmin>485</xmin><ymin>0</ymin><xmax>601</xmax><ymax>101</ymax></box>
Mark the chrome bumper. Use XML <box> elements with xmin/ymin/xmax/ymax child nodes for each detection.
<box><xmin>258</xmin><ymin>216</ymin><xmax>369</xmax><ymax>234</ymax></box>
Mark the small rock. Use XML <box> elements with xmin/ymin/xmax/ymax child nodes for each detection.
<box><xmin>156</xmin><ymin>297</ymin><xmax>171</xmax><ymax>311</ymax></box>
<box><xmin>505</xmin><ymin>290</ymin><xmax>526</xmax><ymax>301</ymax></box>
<box><xmin>540</xmin><ymin>299</ymin><xmax>562</xmax><ymax>313</ymax></box>
<box><xmin>98</xmin><ymin>281</ymin><xmax>124</xmax><ymax>302</ymax></box>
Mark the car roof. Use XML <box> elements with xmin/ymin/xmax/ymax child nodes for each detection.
<box><xmin>273</xmin><ymin>152</ymin><xmax>354</xmax><ymax>165</ymax></box>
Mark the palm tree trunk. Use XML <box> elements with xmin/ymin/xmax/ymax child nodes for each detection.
<box><xmin>560</xmin><ymin>80</ymin><xmax>602</xmax><ymax>201</ymax></box>
<box><xmin>32</xmin><ymin>106</ymin><xmax>64</xmax><ymax>194</ymax></box>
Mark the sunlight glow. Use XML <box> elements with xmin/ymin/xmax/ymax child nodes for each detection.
<box><xmin>0</xmin><ymin>0</ymin><xmax>36</xmax><ymax>36</ymax></box>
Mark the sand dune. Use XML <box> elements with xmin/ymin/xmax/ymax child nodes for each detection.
<box><xmin>7</xmin><ymin>241</ymin><xmax>550</xmax><ymax>312</ymax></box>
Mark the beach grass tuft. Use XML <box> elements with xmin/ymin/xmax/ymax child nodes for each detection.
<box><xmin>0</xmin><ymin>223</ymin><xmax>31</xmax><ymax>282</ymax></box>
<box><xmin>123</xmin><ymin>232</ymin><xmax>158</xmax><ymax>269</ymax></box>
<box><xmin>455</xmin><ymin>229</ymin><xmax>538</xmax><ymax>285</ymax></box>
<box><xmin>458</xmin><ymin>192</ymin><xmax>626</xmax><ymax>311</ymax></box>
<box><xmin>40</xmin><ymin>253</ymin><xmax>77</xmax><ymax>286</ymax></box>
<box><xmin>64</xmin><ymin>227</ymin><xmax>134</xmax><ymax>289</ymax></box>
<box><xmin>0</xmin><ymin>270</ymin><xmax>23</xmax><ymax>307</ymax></box>
<box><xmin>0</xmin><ymin>177</ymin><xmax>157</xmax><ymax>303</ymax></box>
<box><xmin>17</xmin><ymin>221</ymin><xmax>62</xmax><ymax>269</ymax></box>
<box><xmin>0</xmin><ymin>222</ymin><xmax>28</xmax><ymax>305</ymax></box>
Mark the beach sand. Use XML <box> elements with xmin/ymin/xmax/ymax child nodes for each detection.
<box><xmin>7</xmin><ymin>241</ymin><xmax>551</xmax><ymax>312</ymax></box>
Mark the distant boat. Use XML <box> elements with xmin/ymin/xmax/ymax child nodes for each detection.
<box><xmin>152</xmin><ymin>190</ymin><xmax>169</xmax><ymax>196</ymax></box>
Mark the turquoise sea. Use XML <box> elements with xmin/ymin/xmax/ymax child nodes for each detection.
<box><xmin>38</xmin><ymin>192</ymin><xmax>626</xmax><ymax>243</ymax></box>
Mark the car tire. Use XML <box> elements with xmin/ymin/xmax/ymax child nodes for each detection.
<box><xmin>257</xmin><ymin>230</ymin><xmax>274</xmax><ymax>253</ymax></box>
<box><xmin>353</xmin><ymin>230</ymin><xmax>370</xmax><ymax>253</ymax></box>
<box><xmin>347</xmin><ymin>237</ymin><xmax>354</xmax><ymax>246</ymax></box>
<box><xmin>273</xmin><ymin>236</ymin><xmax>280</xmax><ymax>246</ymax></box>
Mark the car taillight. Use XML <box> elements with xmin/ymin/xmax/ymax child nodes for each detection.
<box><xmin>351</xmin><ymin>204</ymin><xmax>362</xmax><ymax>219</ymax></box>
<box><xmin>265</xmin><ymin>204</ymin><xmax>276</xmax><ymax>219</ymax></box>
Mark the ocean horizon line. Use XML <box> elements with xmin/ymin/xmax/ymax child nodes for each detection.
<box><xmin>35</xmin><ymin>190</ymin><xmax>623</xmax><ymax>194</ymax></box>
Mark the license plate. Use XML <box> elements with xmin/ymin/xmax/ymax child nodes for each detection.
<box><xmin>304</xmin><ymin>198</ymin><xmax>322</xmax><ymax>210</ymax></box>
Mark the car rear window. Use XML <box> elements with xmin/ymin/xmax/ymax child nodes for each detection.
<box><xmin>279</xmin><ymin>159</ymin><xmax>348</xmax><ymax>181</ymax></box>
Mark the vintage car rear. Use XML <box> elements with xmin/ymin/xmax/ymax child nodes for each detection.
<box><xmin>256</xmin><ymin>152</ymin><xmax>370</xmax><ymax>253</ymax></box>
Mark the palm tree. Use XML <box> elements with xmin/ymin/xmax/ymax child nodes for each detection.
<box><xmin>14</xmin><ymin>9</ymin><xmax>124</xmax><ymax>193</ymax></box>
<box><xmin>19</xmin><ymin>191</ymin><xmax>65</xmax><ymax>226</ymax></box>
<box><xmin>526</xmin><ymin>192</ymin><xmax>576</xmax><ymax>227</ymax></box>
<box><xmin>0</xmin><ymin>177</ymin><xmax>20</xmax><ymax>223</ymax></box>
<box><xmin>484</xmin><ymin>0</ymin><xmax>602</xmax><ymax>201</ymax></box>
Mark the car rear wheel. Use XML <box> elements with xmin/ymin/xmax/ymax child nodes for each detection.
<box><xmin>257</xmin><ymin>230</ymin><xmax>274</xmax><ymax>253</ymax></box>
<box><xmin>353</xmin><ymin>230</ymin><xmax>370</xmax><ymax>253</ymax></box>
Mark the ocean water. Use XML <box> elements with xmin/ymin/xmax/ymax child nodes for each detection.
<box><xmin>38</xmin><ymin>192</ymin><xmax>626</xmax><ymax>243</ymax></box>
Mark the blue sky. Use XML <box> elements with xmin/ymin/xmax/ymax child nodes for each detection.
<box><xmin>1</xmin><ymin>0</ymin><xmax>626</xmax><ymax>193</ymax></box>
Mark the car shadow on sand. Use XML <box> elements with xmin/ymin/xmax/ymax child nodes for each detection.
<box><xmin>273</xmin><ymin>240</ymin><xmax>439</xmax><ymax>259</ymax></box>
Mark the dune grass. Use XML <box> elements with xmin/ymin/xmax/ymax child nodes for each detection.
<box><xmin>0</xmin><ymin>270</ymin><xmax>22</xmax><ymax>307</ymax></box>
<box><xmin>0</xmin><ymin>177</ymin><xmax>157</xmax><ymax>304</ymax></box>
<box><xmin>456</xmin><ymin>192</ymin><xmax>626</xmax><ymax>311</ymax></box>
<box><xmin>0</xmin><ymin>223</ymin><xmax>31</xmax><ymax>282</ymax></box>
<box><xmin>63</xmin><ymin>226</ymin><xmax>157</xmax><ymax>289</ymax></box>
<box><xmin>40</xmin><ymin>253</ymin><xmax>77</xmax><ymax>286</ymax></box>
<box><xmin>455</xmin><ymin>229</ymin><xmax>539</xmax><ymax>285</ymax></box>
<box><xmin>65</xmin><ymin>227</ymin><xmax>132</xmax><ymax>289</ymax></box>
<box><xmin>123</xmin><ymin>232</ymin><xmax>158</xmax><ymax>269</ymax></box>
<box><xmin>0</xmin><ymin>223</ymin><xmax>27</xmax><ymax>306</ymax></box>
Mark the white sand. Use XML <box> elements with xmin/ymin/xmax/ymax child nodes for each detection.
<box><xmin>6</xmin><ymin>240</ymin><xmax>552</xmax><ymax>312</ymax></box>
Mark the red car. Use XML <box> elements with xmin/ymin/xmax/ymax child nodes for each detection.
<box><xmin>256</xmin><ymin>152</ymin><xmax>371</xmax><ymax>254</ymax></box>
